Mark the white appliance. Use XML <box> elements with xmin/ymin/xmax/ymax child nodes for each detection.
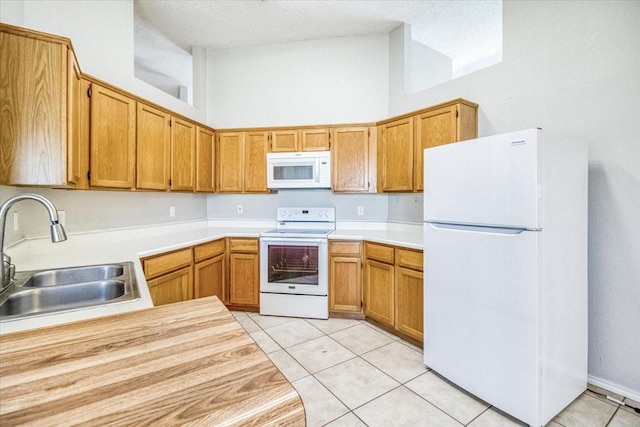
<box><xmin>423</xmin><ymin>129</ymin><xmax>588</xmax><ymax>427</ymax></box>
<box><xmin>260</xmin><ymin>207</ymin><xmax>335</xmax><ymax>319</ymax></box>
<box><xmin>267</xmin><ymin>151</ymin><xmax>331</xmax><ymax>189</ymax></box>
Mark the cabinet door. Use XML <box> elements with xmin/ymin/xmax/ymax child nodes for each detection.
<box><xmin>67</xmin><ymin>51</ymin><xmax>82</xmax><ymax>186</ymax></box>
<box><xmin>195</xmin><ymin>127</ymin><xmax>215</xmax><ymax>192</ymax></box>
<box><xmin>414</xmin><ymin>106</ymin><xmax>457</xmax><ymax>192</ymax></box>
<box><xmin>300</xmin><ymin>128</ymin><xmax>330</xmax><ymax>151</ymax></box>
<box><xmin>395</xmin><ymin>266</ymin><xmax>424</xmax><ymax>341</ymax></box>
<box><xmin>244</xmin><ymin>131</ymin><xmax>269</xmax><ymax>192</ymax></box>
<box><xmin>379</xmin><ymin>117</ymin><xmax>414</xmax><ymax>192</ymax></box>
<box><xmin>147</xmin><ymin>266</ymin><xmax>193</xmax><ymax>306</ymax></box>
<box><xmin>332</xmin><ymin>127</ymin><xmax>370</xmax><ymax>192</ymax></box>
<box><xmin>170</xmin><ymin>117</ymin><xmax>196</xmax><ymax>191</ymax></box>
<box><xmin>229</xmin><ymin>252</ymin><xmax>259</xmax><ymax>306</ymax></box>
<box><xmin>137</xmin><ymin>103</ymin><xmax>170</xmax><ymax>190</ymax></box>
<box><xmin>194</xmin><ymin>253</ymin><xmax>226</xmax><ymax>302</ymax></box>
<box><xmin>217</xmin><ymin>132</ymin><xmax>244</xmax><ymax>192</ymax></box>
<box><xmin>270</xmin><ymin>130</ymin><xmax>298</xmax><ymax>152</ymax></box>
<box><xmin>330</xmin><ymin>256</ymin><xmax>362</xmax><ymax>313</ymax></box>
<box><xmin>0</xmin><ymin>31</ymin><xmax>67</xmax><ymax>186</ymax></box>
<box><xmin>90</xmin><ymin>83</ymin><xmax>136</xmax><ymax>188</ymax></box>
<box><xmin>364</xmin><ymin>259</ymin><xmax>395</xmax><ymax>326</ymax></box>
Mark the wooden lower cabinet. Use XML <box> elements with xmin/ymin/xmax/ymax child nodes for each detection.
<box><xmin>147</xmin><ymin>266</ymin><xmax>193</xmax><ymax>306</ymax></box>
<box><xmin>194</xmin><ymin>239</ymin><xmax>226</xmax><ymax>302</ymax></box>
<box><xmin>364</xmin><ymin>242</ymin><xmax>424</xmax><ymax>342</ymax></box>
<box><xmin>329</xmin><ymin>241</ymin><xmax>363</xmax><ymax>316</ymax></box>
<box><xmin>228</xmin><ymin>238</ymin><xmax>260</xmax><ymax>308</ymax></box>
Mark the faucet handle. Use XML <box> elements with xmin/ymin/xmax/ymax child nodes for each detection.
<box><xmin>8</xmin><ymin>262</ymin><xmax>15</xmax><ymax>281</ymax></box>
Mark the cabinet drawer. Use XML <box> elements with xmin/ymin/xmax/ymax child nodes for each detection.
<box><xmin>330</xmin><ymin>241</ymin><xmax>362</xmax><ymax>256</ymax></box>
<box><xmin>143</xmin><ymin>248</ymin><xmax>193</xmax><ymax>279</ymax></box>
<box><xmin>229</xmin><ymin>238</ymin><xmax>259</xmax><ymax>253</ymax></box>
<box><xmin>396</xmin><ymin>248</ymin><xmax>423</xmax><ymax>271</ymax></box>
<box><xmin>194</xmin><ymin>239</ymin><xmax>225</xmax><ymax>263</ymax></box>
<box><xmin>365</xmin><ymin>242</ymin><xmax>395</xmax><ymax>264</ymax></box>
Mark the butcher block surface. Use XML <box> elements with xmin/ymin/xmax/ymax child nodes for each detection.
<box><xmin>0</xmin><ymin>297</ymin><xmax>305</xmax><ymax>426</ymax></box>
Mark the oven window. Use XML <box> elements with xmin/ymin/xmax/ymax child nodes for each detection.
<box><xmin>273</xmin><ymin>165</ymin><xmax>313</xmax><ymax>180</ymax></box>
<box><xmin>267</xmin><ymin>245</ymin><xmax>319</xmax><ymax>285</ymax></box>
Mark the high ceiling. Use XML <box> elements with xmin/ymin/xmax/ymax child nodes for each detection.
<box><xmin>133</xmin><ymin>0</ymin><xmax>502</xmax><ymax>98</ymax></box>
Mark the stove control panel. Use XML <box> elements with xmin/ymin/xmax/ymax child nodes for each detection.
<box><xmin>276</xmin><ymin>207</ymin><xmax>335</xmax><ymax>222</ymax></box>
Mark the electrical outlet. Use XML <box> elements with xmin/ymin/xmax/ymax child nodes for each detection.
<box><xmin>169</xmin><ymin>206</ymin><xmax>176</xmax><ymax>217</ymax></box>
<box><xmin>13</xmin><ymin>211</ymin><xmax>19</xmax><ymax>231</ymax></box>
<box><xmin>57</xmin><ymin>210</ymin><xmax>66</xmax><ymax>226</ymax></box>
<box><xmin>237</xmin><ymin>204</ymin><xmax>244</xmax><ymax>214</ymax></box>
<box><xmin>357</xmin><ymin>206</ymin><xmax>364</xmax><ymax>215</ymax></box>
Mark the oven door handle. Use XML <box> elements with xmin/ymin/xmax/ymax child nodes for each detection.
<box><xmin>260</xmin><ymin>237</ymin><xmax>326</xmax><ymax>244</ymax></box>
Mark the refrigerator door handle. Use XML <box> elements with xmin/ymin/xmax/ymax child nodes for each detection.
<box><xmin>427</xmin><ymin>221</ymin><xmax>542</xmax><ymax>234</ymax></box>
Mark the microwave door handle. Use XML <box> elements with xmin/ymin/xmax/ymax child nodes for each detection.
<box><xmin>315</xmin><ymin>157</ymin><xmax>320</xmax><ymax>182</ymax></box>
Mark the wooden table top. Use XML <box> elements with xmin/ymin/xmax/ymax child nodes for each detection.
<box><xmin>0</xmin><ymin>297</ymin><xmax>305</xmax><ymax>426</ymax></box>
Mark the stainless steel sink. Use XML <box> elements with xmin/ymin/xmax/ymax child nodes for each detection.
<box><xmin>23</xmin><ymin>264</ymin><xmax>124</xmax><ymax>287</ymax></box>
<box><xmin>0</xmin><ymin>262</ymin><xmax>140</xmax><ymax>320</ymax></box>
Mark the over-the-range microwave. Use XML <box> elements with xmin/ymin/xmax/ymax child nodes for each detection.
<box><xmin>267</xmin><ymin>151</ymin><xmax>331</xmax><ymax>189</ymax></box>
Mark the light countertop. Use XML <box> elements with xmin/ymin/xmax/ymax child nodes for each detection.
<box><xmin>1</xmin><ymin>219</ymin><xmax>422</xmax><ymax>334</ymax></box>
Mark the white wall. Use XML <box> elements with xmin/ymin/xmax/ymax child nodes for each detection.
<box><xmin>389</xmin><ymin>1</ymin><xmax>640</xmax><ymax>396</ymax></box>
<box><xmin>206</xmin><ymin>34</ymin><xmax>389</xmax><ymax>128</ymax></box>
<box><xmin>408</xmin><ymin>39</ymin><xmax>452</xmax><ymax>94</ymax></box>
<box><xmin>0</xmin><ymin>0</ymin><xmax>206</xmax><ymax>123</ymax></box>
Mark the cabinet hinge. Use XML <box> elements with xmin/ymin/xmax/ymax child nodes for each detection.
<box><xmin>169</xmin><ymin>119</ymin><xmax>172</xmax><ymax>127</ymax></box>
<box><xmin>169</xmin><ymin>179</ymin><xmax>172</xmax><ymax>186</ymax></box>
<box><xmin>87</xmin><ymin>86</ymin><xmax>92</xmax><ymax>98</ymax></box>
<box><xmin>87</xmin><ymin>171</ymin><xmax>91</xmax><ymax>181</ymax></box>
<box><xmin>456</xmin><ymin>110</ymin><xmax>459</xmax><ymax>118</ymax></box>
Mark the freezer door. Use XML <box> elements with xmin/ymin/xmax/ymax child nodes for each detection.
<box><xmin>424</xmin><ymin>128</ymin><xmax>540</xmax><ymax>228</ymax></box>
<box><xmin>423</xmin><ymin>223</ymin><xmax>541</xmax><ymax>426</ymax></box>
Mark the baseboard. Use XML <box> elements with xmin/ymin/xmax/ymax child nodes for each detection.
<box><xmin>588</xmin><ymin>374</ymin><xmax>640</xmax><ymax>402</ymax></box>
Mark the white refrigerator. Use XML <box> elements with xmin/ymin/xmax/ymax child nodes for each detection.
<box><xmin>423</xmin><ymin>129</ymin><xmax>588</xmax><ymax>426</ymax></box>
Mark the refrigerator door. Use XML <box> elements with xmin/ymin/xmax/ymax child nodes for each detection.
<box><xmin>423</xmin><ymin>222</ymin><xmax>540</xmax><ymax>426</ymax></box>
<box><xmin>424</xmin><ymin>128</ymin><xmax>540</xmax><ymax>229</ymax></box>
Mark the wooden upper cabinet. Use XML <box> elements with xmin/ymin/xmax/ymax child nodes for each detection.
<box><xmin>136</xmin><ymin>103</ymin><xmax>170</xmax><ymax>190</ymax></box>
<box><xmin>244</xmin><ymin>131</ymin><xmax>269</xmax><ymax>192</ymax></box>
<box><xmin>300</xmin><ymin>128</ymin><xmax>330</xmax><ymax>151</ymax></box>
<box><xmin>89</xmin><ymin>83</ymin><xmax>136</xmax><ymax>188</ymax></box>
<box><xmin>67</xmin><ymin>52</ymin><xmax>82</xmax><ymax>186</ymax></box>
<box><xmin>270</xmin><ymin>129</ymin><xmax>298</xmax><ymax>152</ymax></box>
<box><xmin>195</xmin><ymin>127</ymin><xmax>215</xmax><ymax>192</ymax></box>
<box><xmin>331</xmin><ymin>127</ymin><xmax>372</xmax><ymax>193</ymax></box>
<box><xmin>170</xmin><ymin>117</ymin><xmax>196</xmax><ymax>191</ymax></box>
<box><xmin>378</xmin><ymin>117</ymin><xmax>414</xmax><ymax>192</ymax></box>
<box><xmin>0</xmin><ymin>24</ymin><xmax>80</xmax><ymax>187</ymax></box>
<box><xmin>217</xmin><ymin>132</ymin><xmax>244</xmax><ymax>192</ymax></box>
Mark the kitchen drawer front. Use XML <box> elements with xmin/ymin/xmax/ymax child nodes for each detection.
<box><xmin>330</xmin><ymin>240</ymin><xmax>362</xmax><ymax>256</ymax></box>
<box><xmin>194</xmin><ymin>239</ymin><xmax>225</xmax><ymax>263</ymax></box>
<box><xmin>143</xmin><ymin>248</ymin><xmax>193</xmax><ymax>279</ymax></box>
<box><xmin>365</xmin><ymin>242</ymin><xmax>395</xmax><ymax>264</ymax></box>
<box><xmin>396</xmin><ymin>248</ymin><xmax>423</xmax><ymax>271</ymax></box>
<box><xmin>229</xmin><ymin>238</ymin><xmax>259</xmax><ymax>253</ymax></box>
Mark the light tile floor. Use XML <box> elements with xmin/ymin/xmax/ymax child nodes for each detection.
<box><xmin>231</xmin><ymin>312</ymin><xmax>640</xmax><ymax>427</ymax></box>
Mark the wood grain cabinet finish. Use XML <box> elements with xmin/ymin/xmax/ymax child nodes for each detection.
<box><xmin>300</xmin><ymin>128</ymin><xmax>330</xmax><ymax>151</ymax></box>
<box><xmin>364</xmin><ymin>242</ymin><xmax>396</xmax><ymax>326</ymax></box>
<box><xmin>170</xmin><ymin>117</ymin><xmax>196</xmax><ymax>191</ymax></box>
<box><xmin>329</xmin><ymin>241</ymin><xmax>363</xmax><ymax>316</ymax></box>
<box><xmin>217</xmin><ymin>131</ymin><xmax>269</xmax><ymax>193</ymax></box>
<box><xmin>0</xmin><ymin>24</ymin><xmax>81</xmax><ymax>187</ymax></box>
<box><xmin>395</xmin><ymin>249</ymin><xmax>424</xmax><ymax>341</ymax></box>
<box><xmin>269</xmin><ymin>129</ymin><xmax>299</xmax><ymax>152</ymax></box>
<box><xmin>89</xmin><ymin>83</ymin><xmax>136</xmax><ymax>188</ymax></box>
<box><xmin>194</xmin><ymin>239</ymin><xmax>226</xmax><ymax>302</ymax></box>
<box><xmin>378</xmin><ymin>99</ymin><xmax>477</xmax><ymax>193</ymax></box>
<box><xmin>228</xmin><ymin>238</ymin><xmax>260</xmax><ymax>307</ymax></box>
<box><xmin>143</xmin><ymin>248</ymin><xmax>194</xmax><ymax>306</ymax></box>
<box><xmin>378</xmin><ymin>117</ymin><xmax>414</xmax><ymax>192</ymax></box>
<box><xmin>331</xmin><ymin>127</ymin><xmax>375</xmax><ymax>193</ymax></box>
<box><xmin>195</xmin><ymin>127</ymin><xmax>215</xmax><ymax>192</ymax></box>
<box><xmin>136</xmin><ymin>102</ymin><xmax>170</xmax><ymax>190</ymax></box>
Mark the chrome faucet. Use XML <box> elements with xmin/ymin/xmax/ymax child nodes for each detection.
<box><xmin>0</xmin><ymin>193</ymin><xmax>67</xmax><ymax>290</ymax></box>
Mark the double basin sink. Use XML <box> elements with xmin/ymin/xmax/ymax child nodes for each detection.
<box><xmin>0</xmin><ymin>262</ymin><xmax>140</xmax><ymax>320</ymax></box>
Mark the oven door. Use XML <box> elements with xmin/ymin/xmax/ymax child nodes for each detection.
<box><xmin>260</xmin><ymin>237</ymin><xmax>328</xmax><ymax>296</ymax></box>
